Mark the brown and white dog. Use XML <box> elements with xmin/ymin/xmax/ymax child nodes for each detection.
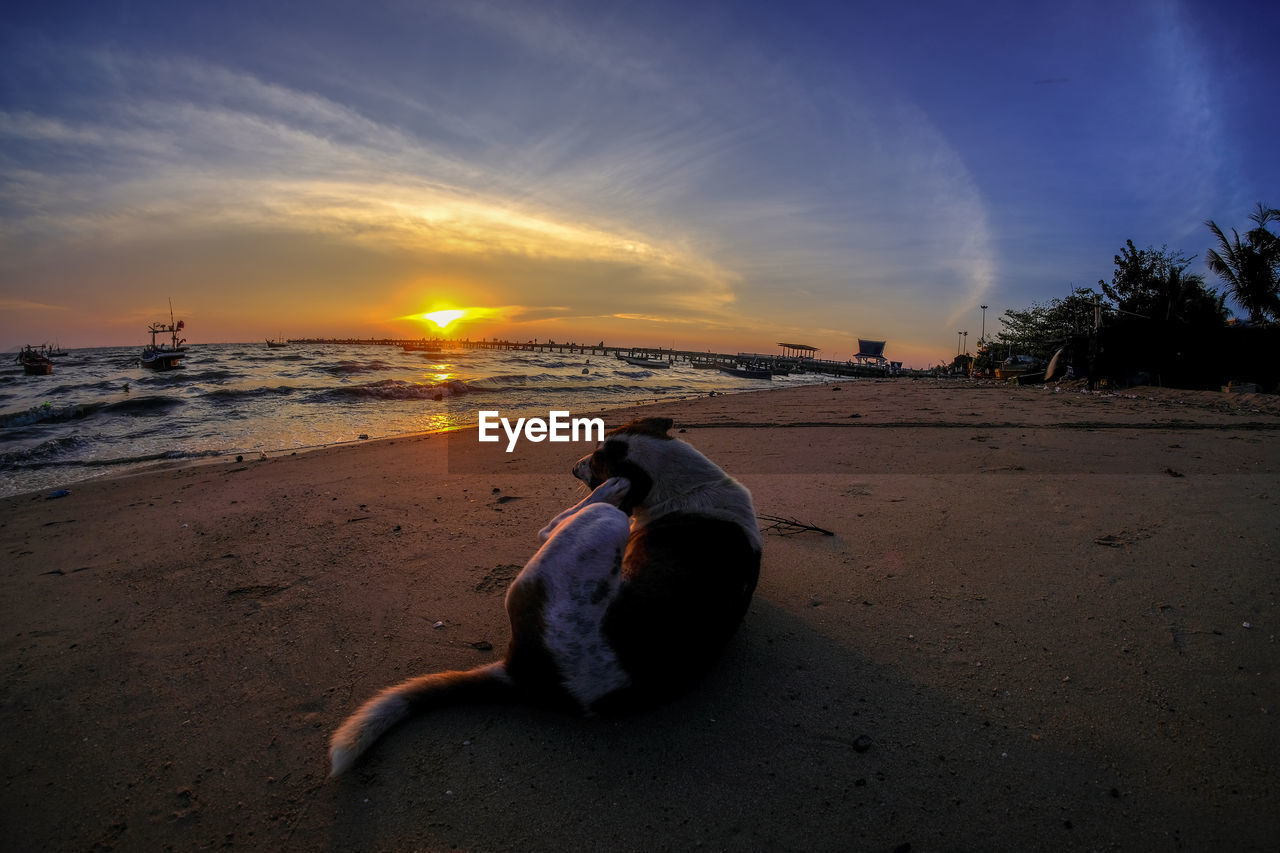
<box><xmin>328</xmin><ymin>417</ymin><xmax>761</xmax><ymax>775</ymax></box>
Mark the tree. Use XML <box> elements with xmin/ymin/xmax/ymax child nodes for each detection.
<box><xmin>1093</xmin><ymin>240</ymin><xmax>1229</xmax><ymax>386</ymax></box>
<box><xmin>1098</xmin><ymin>240</ymin><xmax>1226</xmax><ymax>327</ymax></box>
<box><xmin>996</xmin><ymin>286</ymin><xmax>1099</xmax><ymax>358</ymax></box>
<box><xmin>1205</xmin><ymin>202</ymin><xmax>1280</xmax><ymax>324</ymax></box>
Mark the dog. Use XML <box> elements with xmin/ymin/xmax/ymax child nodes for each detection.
<box><xmin>328</xmin><ymin>417</ymin><xmax>761</xmax><ymax>776</ymax></box>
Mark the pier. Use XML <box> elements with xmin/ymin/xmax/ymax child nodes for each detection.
<box><xmin>285</xmin><ymin>337</ymin><xmax>907</xmax><ymax>378</ymax></box>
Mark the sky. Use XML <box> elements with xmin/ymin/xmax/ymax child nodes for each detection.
<box><xmin>1</xmin><ymin>0</ymin><xmax>1276</xmax><ymax>367</ymax></box>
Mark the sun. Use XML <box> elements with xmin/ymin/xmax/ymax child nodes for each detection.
<box><xmin>419</xmin><ymin>309</ymin><xmax>466</xmax><ymax>330</ymax></box>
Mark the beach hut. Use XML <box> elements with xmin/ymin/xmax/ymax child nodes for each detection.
<box><xmin>853</xmin><ymin>339</ymin><xmax>888</xmax><ymax>367</ymax></box>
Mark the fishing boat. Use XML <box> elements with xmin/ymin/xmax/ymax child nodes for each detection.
<box><xmin>141</xmin><ymin>303</ymin><xmax>187</xmax><ymax>371</ymax></box>
<box><xmin>616</xmin><ymin>354</ymin><xmax>671</xmax><ymax>369</ymax></box>
<box><xmin>266</xmin><ymin>338</ymin><xmax>289</xmax><ymax>348</ymax></box>
<box><xmin>994</xmin><ymin>354</ymin><xmax>1042</xmax><ymax>381</ymax></box>
<box><xmin>718</xmin><ymin>364</ymin><xmax>772</xmax><ymax>380</ymax></box>
<box><xmin>17</xmin><ymin>344</ymin><xmax>54</xmax><ymax>375</ymax></box>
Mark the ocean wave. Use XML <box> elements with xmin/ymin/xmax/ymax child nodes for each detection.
<box><xmin>43</xmin><ymin>378</ymin><xmax>145</xmax><ymax>397</ymax></box>
<box><xmin>182</xmin><ymin>368</ymin><xmax>246</xmax><ymax>383</ymax></box>
<box><xmin>101</xmin><ymin>396</ymin><xmax>186</xmax><ymax>417</ymax></box>
<box><xmin>200</xmin><ymin>386</ymin><xmax>300</xmax><ymax>403</ymax></box>
<box><xmin>0</xmin><ymin>401</ymin><xmax>101</xmax><ymax>429</ymax></box>
<box><xmin>133</xmin><ymin>376</ymin><xmax>190</xmax><ymax>393</ymax></box>
<box><xmin>1</xmin><ymin>395</ymin><xmax>185</xmax><ymax>432</ymax></box>
<box><xmin>311</xmin><ymin>378</ymin><xmax>470</xmax><ymax>402</ymax></box>
<box><xmin>467</xmin><ymin>373</ymin><xmax>528</xmax><ymax>390</ymax></box>
<box><xmin>321</xmin><ymin>360</ymin><xmax>394</xmax><ymax>376</ymax></box>
<box><xmin>82</xmin><ymin>380</ymin><xmax>129</xmax><ymax>393</ymax></box>
<box><xmin>0</xmin><ymin>435</ymin><xmax>92</xmax><ymax>466</ymax></box>
<box><xmin>466</xmin><ymin>372</ymin><xmax>597</xmax><ymax>392</ymax></box>
<box><xmin>1</xmin><ymin>443</ymin><xmax>223</xmax><ymax>471</ymax></box>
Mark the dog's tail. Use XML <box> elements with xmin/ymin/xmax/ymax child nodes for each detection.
<box><xmin>329</xmin><ymin>660</ymin><xmax>514</xmax><ymax>776</ymax></box>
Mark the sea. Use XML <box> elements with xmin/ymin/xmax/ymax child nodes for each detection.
<box><xmin>0</xmin><ymin>342</ymin><xmax>824</xmax><ymax>498</ymax></box>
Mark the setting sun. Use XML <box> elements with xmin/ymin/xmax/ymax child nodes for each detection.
<box><xmin>419</xmin><ymin>309</ymin><xmax>466</xmax><ymax>330</ymax></box>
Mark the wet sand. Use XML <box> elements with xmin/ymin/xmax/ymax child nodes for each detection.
<box><xmin>2</xmin><ymin>379</ymin><xmax>1277</xmax><ymax>851</ymax></box>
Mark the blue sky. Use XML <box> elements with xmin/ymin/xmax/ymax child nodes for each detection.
<box><xmin>1</xmin><ymin>0</ymin><xmax>1275</xmax><ymax>366</ymax></box>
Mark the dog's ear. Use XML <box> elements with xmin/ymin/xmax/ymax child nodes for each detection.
<box><xmin>585</xmin><ymin>439</ymin><xmax>629</xmax><ymax>487</ymax></box>
<box><xmin>609</xmin><ymin>417</ymin><xmax>674</xmax><ymax>440</ymax></box>
<box><xmin>593</xmin><ymin>438</ymin><xmax>653</xmax><ymax>513</ymax></box>
<box><xmin>599</xmin><ymin>439</ymin><xmax>629</xmax><ymax>462</ymax></box>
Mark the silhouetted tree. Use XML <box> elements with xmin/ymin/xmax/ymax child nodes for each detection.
<box><xmin>1205</xmin><ymin>203</ymin><xmax>1280</xmax><ymax>323</ymax></box>
<box><xmin>996</xmin><ymin>286</ymin><xmax>1098</xmax><ymax>359</ymax></box>
<box><xmin>1095</xmin><ymin>241</ymin><xmax>1228</xmax><ymax>384</ymax></box>
<box><xmin>1098</xmin><ymin>241</ymin><xmax>1226</xmax><ymax>327</ymax></box>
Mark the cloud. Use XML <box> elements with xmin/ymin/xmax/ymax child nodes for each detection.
<box><xmin>442</xmin><ymin>1</ymin><xmax>671</xmax><ymax>92</ymax></box>
<box><xmin>0</xmin><ymin>46</ymin><xmax>744</xmax><ymax>324</ymax></box>
<box><xmin>0</xmin><ymin>298</ymin><xmax>68</xmax><ymax>312</ymax></box>
<box><xmin>0</xmin><ymin>17</ymin><xmax>1000</xmax><ymax>360</ymax></box>
<box><xmin>1142</xmin><ymin>2</ymin><xmax>1227</xmax><ymax>237</ymax></box>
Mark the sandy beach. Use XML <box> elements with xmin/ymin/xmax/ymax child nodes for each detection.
<box><xmin>2</xmin><ymin>378</ymin><xmax>1277</xmax><ymax>852</ymax></box>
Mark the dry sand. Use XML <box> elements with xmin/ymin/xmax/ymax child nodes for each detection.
<box><xmin>2</xmin><ymin>379</ymin><xmax>1277</xmax><ymax>852</ymax></box>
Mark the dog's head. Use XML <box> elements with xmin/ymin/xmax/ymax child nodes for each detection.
<box><xmin>572</xmin><ymin>417</ymin><xmax>674</xmax><ymax>514</ymax></box>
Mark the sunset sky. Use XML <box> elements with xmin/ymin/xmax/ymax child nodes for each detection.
<box><xmin>2</xmin><ymin>0</ymin><xmax>1276</xmax><ymax>367</ymax></box>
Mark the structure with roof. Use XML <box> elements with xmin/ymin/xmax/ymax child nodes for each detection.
<box><xmin>853</xmin><ymin>339</ymin><xmax>888</xmax><ymax>367</ymax></box>
<box><xmin>777</xmin><ymin>342</ymin><xmax>819</xmax><ymax>360</ymax></box>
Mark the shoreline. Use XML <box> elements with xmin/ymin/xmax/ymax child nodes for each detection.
<box><xmin>0</xmin><ymin>377</ymin><xmax>816</xmax><ymax>501</ymax></box>
<box><xmin>12</xmin><ymin>376</ymin><xmax>1280</xmax><ymax>501</ymax></box>
<box><xmin>2</xmin><ymin>379</ymin><xmax>1278</xmax><ymax>851</ymax></box>
<box><xmin>2</xmin><ymin>341</ymin><xmax>827</xmax><ymax>501</ymax></box>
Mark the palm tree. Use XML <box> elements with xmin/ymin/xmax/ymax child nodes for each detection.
<box><xmin>1205</xmin><ymin>202</ymin><xmax>1280</xmax><ymax>323</ymax></box>
<box><xmin>1161</xmin><ymin>265</ymin><xmax>1228</xmax><ymax>326</ymax></box>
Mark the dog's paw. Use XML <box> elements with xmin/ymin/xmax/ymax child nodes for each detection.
<box><xmin>592</xmin><ymin>476</ymin><xmax>632</xmax><ymax>507</ymax></box>
<box><xmin>537</xmin><ymin>477</ymin><xmax>633</xmax><ymax>542</ymax></box>
<box><xmin>537</xmin><ymin>516</ymin><xmax>564</xmax><ymax>543</ymax></box>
